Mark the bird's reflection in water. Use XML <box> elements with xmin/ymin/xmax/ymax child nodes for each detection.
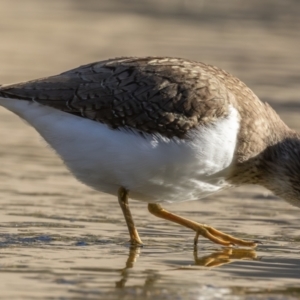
<box><xmin>115</xmin><ymin>246</ymin><xmax>141</xmax><ymax>288</ymax></box>
<box><xmin>193</xmin><ymin>247</ymin><xmax>258</xmax><ymax>268</ymax></box>
<box><xmin>115</xmin><ymin>246</ymin><xmax>257</xmax><ymax>289</ymax></box>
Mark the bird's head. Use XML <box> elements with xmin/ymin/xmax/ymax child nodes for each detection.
<box><xmin>260</xmin><ymin>136</ymin><xmax>300</xmax><ymax>208</ymax></box>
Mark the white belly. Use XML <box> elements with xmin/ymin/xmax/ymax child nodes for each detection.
<box><xmin>0</xmin><ymin>98</ymin><xmax>240</xmax><ymax>203</ymax></box>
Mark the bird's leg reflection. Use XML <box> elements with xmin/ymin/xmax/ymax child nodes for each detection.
<box><xmin>116</xmin><ymin>247</ymin><xmax>161</xmax><ymax>292</ymax></box>
<box><xmin>115</xmin><ymin>246</ymin><xmax>141</xmax><ymax>288</ymax></box>
<box><xmin>193</xmin><ymin>247</ymin><xmax>257</xmax><ymax>268</ymax></box>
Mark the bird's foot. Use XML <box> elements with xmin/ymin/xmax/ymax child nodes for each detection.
<box><xmin>147</xmin><ymin>203</ymin><xmax>258</xmax><ymax>248</ymax></box>
<box><xmin>193</xmin><ymin>224</ymin><xmax>258</xmax><ymax>248</ymax></box>
<box><xmin>128</xmin><ymin>237</ymin><xmax>143</xmax><ymax>247</ymax></box>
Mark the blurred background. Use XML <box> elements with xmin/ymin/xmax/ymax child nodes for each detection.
<box><xmin>0</xmin><ymin>0</ymin><xmax>299</xmax><ymax>126</ymax></box>
<box><xmin>0</xmin><ymin>1</ymin><xmax>300</xmax><ymax>299</ymax></box>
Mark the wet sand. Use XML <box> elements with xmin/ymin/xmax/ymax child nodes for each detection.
<box><xmin>0</xmin><ymin>1</ymin><xmax>300</xmax><ymax>299</ymax></box>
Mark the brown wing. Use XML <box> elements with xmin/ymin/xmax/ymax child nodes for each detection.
<box><xmin>0</xmin><ymin>57</ymin><xmax>232</xmax><ymax>138</ymax></box>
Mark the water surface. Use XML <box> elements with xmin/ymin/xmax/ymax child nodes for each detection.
<box><xmin>0</xmin><ymin>1</ymin><xmax>300</xmax><ymax>299</ymax></box>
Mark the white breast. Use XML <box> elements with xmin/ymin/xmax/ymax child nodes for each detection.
<box><xmin>0</xmin><ymin>97</ymin><xmax>240</xmax><ymax>203</ymax></box>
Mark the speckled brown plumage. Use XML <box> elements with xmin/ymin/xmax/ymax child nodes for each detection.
<box><xmin>1</xmin><ymin>56</ymin><xmax>300</xmax><ymax>247</ymax></box>
<box><xmin>0</xmin><ymin>56</ymin><xmax>295</xmax><ymax>177</ymax></box>
<box><xmin>0</xmin><ymin>57</ymin><xmax>233</xmax><ymax>139</ymax></box>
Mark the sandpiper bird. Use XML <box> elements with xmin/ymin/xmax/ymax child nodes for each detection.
<box><xmin>0</xmin><ymin>57</ymin><xmax>298</xmax><ymax>247</ymax></box>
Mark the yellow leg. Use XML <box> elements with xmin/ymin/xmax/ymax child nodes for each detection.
<box><xmin>148</xmin><ymin>203</ymin><xmax>257</xmax><ymax>248</ymax></box>
<box><xmin>118</xmin><ymin>187</ymin><xmax>143</xmax><ymax>246</ymax></box>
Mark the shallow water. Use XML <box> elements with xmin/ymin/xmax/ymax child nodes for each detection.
<box><xmin>0</xmin><ymin>1</ymin><xmax>300</xmax><ymax>299</ymax></box>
